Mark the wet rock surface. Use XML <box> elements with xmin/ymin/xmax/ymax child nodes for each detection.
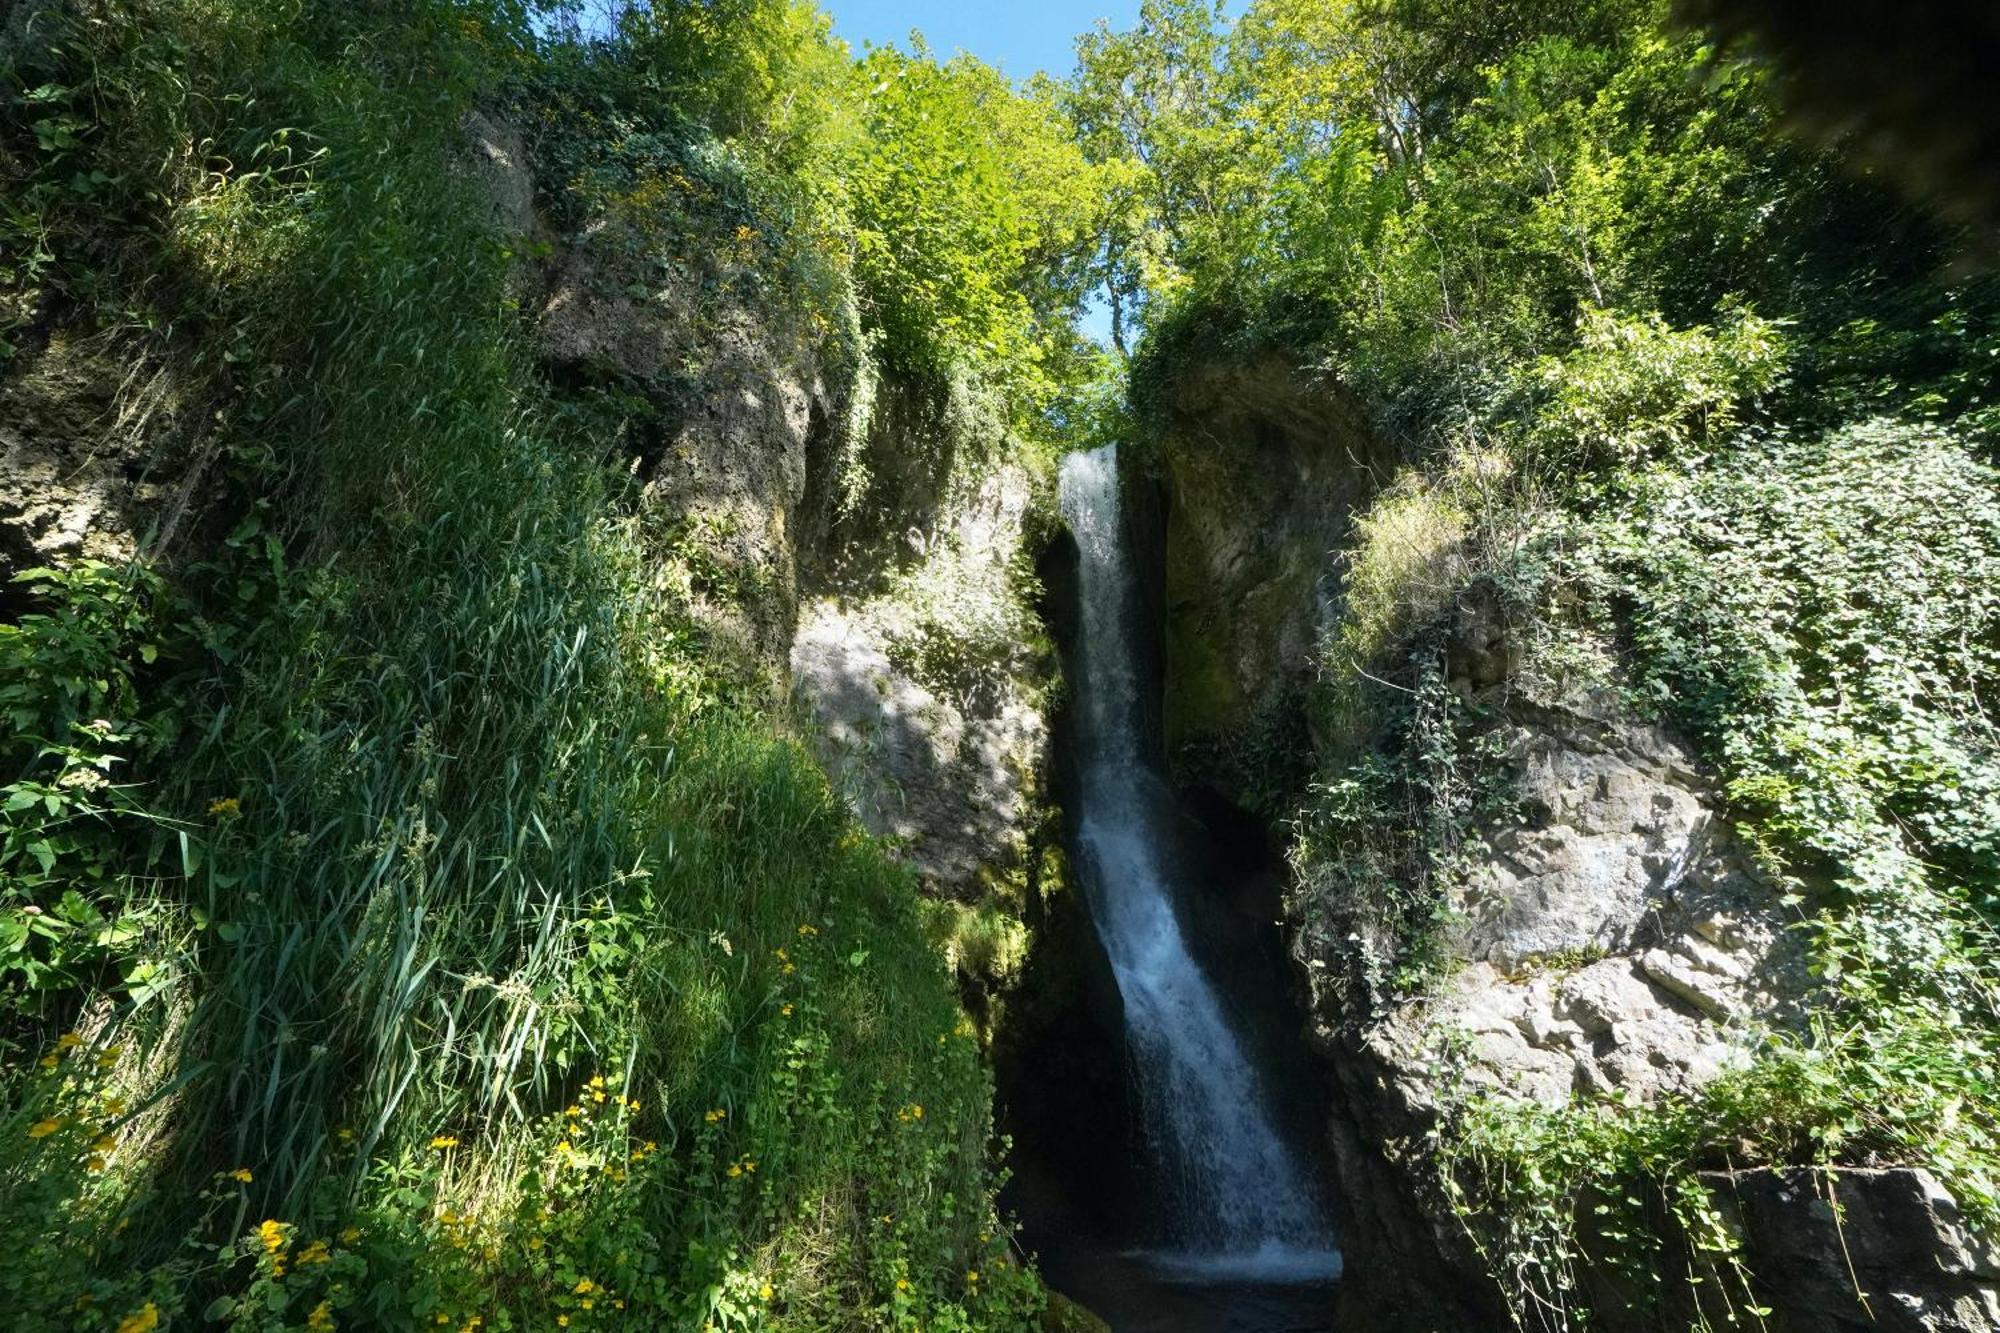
<box><xmin>1151</xmin><ymin>357</ymin><xmax>1388</xmax><ymax>811</ymax></box>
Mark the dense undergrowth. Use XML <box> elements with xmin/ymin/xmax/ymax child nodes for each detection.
<box><xmin>0</xmin><ymin>1</ymin><xmax>1111</xmax><ymax>1328</ymax></box>
<box><xmin>9</xmin><ymin>0</ymin><xmax>2000</xmax><ymax>1326</ymax></box>
<box><xmin>1070</xmin><ymin>0</ymin><xmax>2000</xmax><ymax>1326</ymax></box>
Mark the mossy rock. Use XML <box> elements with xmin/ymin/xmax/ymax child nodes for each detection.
<box><xmin>1041</xmin><ymin>1291</ymin><xmax>1113</xmax><ymax>1333</ymax></box>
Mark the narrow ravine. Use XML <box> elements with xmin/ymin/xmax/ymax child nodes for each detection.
<box><xmin>1057</xmin><ymin>445</ymin><xmax>1341</xmax><ymax>1292</ymax></box>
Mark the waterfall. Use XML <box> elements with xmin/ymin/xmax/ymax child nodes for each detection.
<box><xmin>1058</xmin><ymin>445</ymin><xmax>1340</xmax><ymax>1281</ymax></box>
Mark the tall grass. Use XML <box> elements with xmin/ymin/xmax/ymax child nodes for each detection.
<box><xmin>1</xmin><ymin>1</ymin><xmax>1035</xmax><ymax>1324</ymax></box>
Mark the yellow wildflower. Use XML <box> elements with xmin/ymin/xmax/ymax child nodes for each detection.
<box><xmin>557</xmin><ymin>1319</ymin><xmax>569</xmax><ymax>1328</ymax></box>
<box><xmin>760</xmin><ymin>1284</ymin><xmax>774</xmax><ymax>1302</ymax></box>
<box><xmin>967</xmin><ymin>1270</ymin><xmax>980</xmax><ymax>1284</ymax></box>
<box><xmin>580</xmin><ymin>1299</ymin><xmax>594</xmax><ymax>1310</ymax></box>
<box><xmin>796</xmin><ymin>923</ymin><xmax>817</xmax><ymax>937</ymax></box>
<box><xmin>299</xmin><ymin>1240</ymin><xmax>331</xmax><ymax>1265</ymax></box>
<box><xmin>780</xmin><ymin>1004</ymin><xmax>793</xmax><ymax>1017</ymax></box>
<box><xmin>258</xmin><ymin>1219</ymin><xmax>290</xmax><ymax>1253</ymax></box>
<box><xmin>28</xmin><ymin>1118</ymin><xmax>62</xmax><ymax>1138</ymax></box>
<box><xmin>704</xmin><ymin>1108</ymin><xmax>726</xmax><ymax>1123</ymax></box>
<box><xmin>306</xmin><ymin>1300</ymin><xmax>335</xmax><ymax>1333</ymax></box>
<box><xmin>727</xmin><ymin>1164</ymin><xmax>742</xmax><ymax>1178</ymax></box>
<box><xmin>85</xmin><ymin>1155</ymin><xmax>107</xmax><ymax>1172</ymax></box>
<box><xmin>340</xmin><ymin>1226</ymin><xmax>361</xmax><ymax>1244</ymax></box>
<box><xmin>895</xmin><ymin>1279</ymin><xmax>910</xmax><ymax>1292</ymax></box>
<box><xmin>429</xmin><ymin>1135</ymin><xmax>459</xmax><ymax>1150</ymax></box>
<box><xmin>573</xmin><ymin>1279</ymin><xmax>595</xmax><ymax>1296</ymax></box>
<box><xmin>208</xmin><ymin>796</ymin><xmax>241</xmax><ymax>818</ymax></box>
<box><xmin>114</xmin><ymin>1302</ymin><xmax>160</xmax><ymax>1333</ymax></box>
<box><xmin>37</xmin><ymin>1054</ymin><xmax>57</xmax><ymax>1070</ymax></box>
<box><xmin>56</xmin><ymin>1032</ymin><xmax>84</xmax><ymax>1050</ymax></box>
<box><xmin>230</xmin><ymin>1168</ymin><xmax>254</xmax><ymax>1183</ymax></box>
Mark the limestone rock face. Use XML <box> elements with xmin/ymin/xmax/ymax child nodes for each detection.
<box><xmin>1450</xmin><ymin>703</ymin><xmax>1731</xmax><ymax>969</ymax></box>
<box><xmin>458</xmin><ymin>111</ymin><xmax>1055</xmax><ymax>899</ymax></box>
<box><xmin>453</xmin><ymin>104</ymin><xmax>843</xmax><ymax>688</ymax></box>
<box><xmin>1152</xmin><ymin>357</ymin><xmax>1389</xmax><ymax>808</ymax></box>
<box><xmin>0</xmin><ymin>337</ymin><xmax>195</xmax><ymax>576</ymax></box>
<box><xmin>459</xmin><ymin>111</ymin><xmax>536</xmax><ymax>243</ymax></box>
<box><xmin>1705</xmin><ymin>1168</ymin><xmax>2000</xmax><ymax>1333</ymax></box>
<box><xmin>790</xmin><ymin>466</ymin><xmax>1048</xmax><ymax>899</ymax></box>
<box><xmin>1284</xmin><ymin>609</ymin><xmax>1993</xmax><ymax>1329</ymax></box>
<box><xmin>536</xmin><ymin>223</ymin><xmax>830</xmax><ymax>685</ymax></box>
<box><xmin>1300</xmin><ymin>681</ymin><xmax>1804</xmax><ymax>1326</ymax></box>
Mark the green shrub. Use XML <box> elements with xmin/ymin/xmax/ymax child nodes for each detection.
<box><xmin>1523</xmin><ymin>305</ymin><xmax>1788</xmax><ymax>464</ymax></box>
<box><xmin>0</xmin><ymin>2</ymin><xmax>1053</xmax><ymax>1327</ymax></box>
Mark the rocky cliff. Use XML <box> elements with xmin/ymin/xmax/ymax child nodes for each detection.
<box><xmin>1151</xmin><ymin>355</ymin><xmax>2000</xmax><ymax>1331</ymax></box>
<box><xmin>2</xmin><ymin>106</ymin><xmax>1060</xmax><ymax>995</ymax></box>
<box><xmin>1149</xmin><ymin>356</ymin><xmax>1389</xmax><ymax>815</ymax></box>
<box><xmin>488</xmin><ymin>112</ymin><xmax>1059</xmax><ymax>1009</ymax></box>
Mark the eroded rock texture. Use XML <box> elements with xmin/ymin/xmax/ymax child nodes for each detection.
<box><xmin>1705</xmin><ymin>1167</ymin><xmax>2000</xmax><ymax>1333</ymax></box>
<box><xmin>1300</xmin><ymin>671</ymin><xmax>1809</xmax><ymax>1327</ymax></box>
<box><xmin>0</xmin><ymin>337</ymin><xmax>197</xmax><ymax>578</ymax></box>
<box><xmin>790</xmin><ymin>466</ymin><xmax>1048</xmax><ymax>899</ymax></box>
<box><xmin>1290</xmin><ymin>621</ymin><xmax>1994</xmax><ymax>1329</ymax></box>
<box><xmin>1152</xmin><ymin>356</ymin><xmax>1389</xmax><ymax>811</ymax></box>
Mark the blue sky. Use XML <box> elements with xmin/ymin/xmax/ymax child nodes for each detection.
<box><xmin>826</xmin><ymin>0</ymin><xmax>1144</xmax><ymax>80</ymax></box>
<box><xmin>825</xmin><ymin>2</ymin><xmax>1146</xmax><ymax>343</ymax></box>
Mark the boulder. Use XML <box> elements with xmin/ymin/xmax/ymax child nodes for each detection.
<box><xmin>1705</xmin><ymin>1167</ymin><xmax>2000</xmax><ymax>1332</ymax></box>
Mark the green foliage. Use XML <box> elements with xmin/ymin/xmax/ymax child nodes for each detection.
<box><xmin>1291</xmin><ymin>655</ymin><xmax>1517</xmax><ymax>1007</ymax></box>
<box><xmin>1085</xmin><ymin>0</ymin><xmax>2000</xmax><ymax>1322</ymax></box>
<box><xmin>1522</xmin><ymin>305</ymin><xmax>1788</xmax><ymax>464</ymax></box>
<box><xmin>0</xmin><ymin>1</ymin><xmax>1061</xmax><ymax>1327</ymax></box>
<box><xmin>848</xmin><ymin>43</ymin><xmax>1103</xmax><ymax>417</ymax></box>
<box><xmin>1575</xmin><ymin>420</ymin><xmax>2000</xmax><ymax>986</ymax></box>
<box><xmin>1438</xmin><ymin>1006</ymin><xmax>2000</xmax><ymax>1330</ymax></box>
<box><xmin>880</xmin><ymin>528</ymin><xmax>1045</xmax><ymax>713</ymax></box>
<box><xmin>0</xmin><ymin>563</ymin><xmax>182</xmax><ymax>1020</ymax></box>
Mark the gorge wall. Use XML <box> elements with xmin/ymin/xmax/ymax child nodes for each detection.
<box><xmin>3</xmin><ymin>102</ymin><xmax>1061</xmax><ymax>1028</ymax></box>
<box><xmin>1147</xmin><ymin>350</ymin><xmax>2000</xmax><ymax>1333</ymax></box>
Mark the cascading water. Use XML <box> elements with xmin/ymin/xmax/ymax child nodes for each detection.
<box><xmin>1059</xmin><ymin>444</ymin><xmax>1340</xmax><ymax>1283</ymax></box>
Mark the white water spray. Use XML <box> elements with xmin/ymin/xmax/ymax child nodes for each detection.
<box><xmin>1059</xmin><ymin>445</ymin><xmax>1339</xmax><ymax>1281</ymax></box>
